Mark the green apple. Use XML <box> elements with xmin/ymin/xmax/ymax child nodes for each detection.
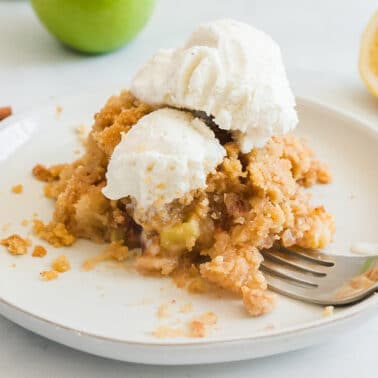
<box><xmin>31</xmin><ymin>0</ymin><xmax>155</xmax><ymax>54</ymax></box>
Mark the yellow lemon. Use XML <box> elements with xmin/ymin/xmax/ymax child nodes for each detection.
<box><xmin>359</xmin><ymin>11</ymin><xmax>378</xmax><ymax>97</ymax></box>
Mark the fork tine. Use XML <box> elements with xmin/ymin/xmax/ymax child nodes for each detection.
<box><xmin>261</xmin><ymin>260</ymin><xmax>318</xmax><ymax>288</ymax></box>
<box><xmin>263</xmin><ymin>271</ymin><xmax>324</xmax><ymax>304</ymax></box>
<box><xmin>262</xmin><ymin>249</ymin><xmax>328</xmax><ymax>277</ymax></box>
<box><xmin>279</xmin><ymin>246</ymin><xmax>335</xmax><ymax>267</ymax></box>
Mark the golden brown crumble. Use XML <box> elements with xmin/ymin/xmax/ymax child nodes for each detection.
<box><xmin>82</xmin><ymin>241</ymin><xmax>129</xmax><ymax>271</ymax></box>
<box><xmin>32</xmin><ymin>245</ymin><xmax>47</xmax><ymax>257</ymax></box>
<box><xmin>1</xmin><ymin>234</ymin><xmax>30</xmax><ymax>255</ymax></box>
<box><xmin>52</xmin><ymin>255</ymin><xmax>71</xmax><ymax>272</ymax></box>
<box><xmin>157</xmin><ymin>303</ymin><xmax>171</xmax><ymax>319</ymax></box>
<box><xmin>11</xmin><ymin>184</ymin><xmax>23</xmax><ymax>194</ymax></box>
<box><xmin>40</xmin><ymin>270</ymin><xmax>58</xmax><ymax>281</ymax></box>
<box><xmin>188</xmin><ymin>311</ymin><xmax>218</xmax><ymax>338</ymax></box>
<box><xmin>21</xmin><ymin>219</ymin><xmax>29</xmax><ymax>227</ymax></box>
<box><xmin>75</xmin><ymin>124</ymin><xmax>89</xmax><ymax>146</ymax></box>
<box><xmin>32</xmin><ymin>90</ymin><xmax>335</xmax><ymax>316</ymax></box>
<box><xmin>56</xmin><ymin>105</ymin><xmax>62</xmax><ymax>115</ymax></box>
<box><xmin>33</xmin><ymin>219</ymin><xmax>75</xmax><ymax>247</ymax></box>
<box><xmin>180</xmin><ymin>303</ymin><xmax>193</xmax><ymax>313</ymax></box>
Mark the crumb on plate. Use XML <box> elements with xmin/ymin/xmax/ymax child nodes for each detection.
<box><xmin>33</xmin><ymin>219</ymin><xmax>75</xmax><ymax>247</ymax></box>
<box><xmin>1</xmin><ymin>223</ymin><xmax>11</xmax><ymax>233</ymax></box>
<box><xmin>1</xmin><ymin>234</ymin><xmax>30</xmax><ymax>255</ymax></box>
<box><xmin>180</xmin><ymin>303</ymin><xmax>193</xmax><ymax>313</ymax></box>
<box><xmin>32</xmin><ymin>164</ymin><xmax>66</xmax><ymax>182</ymax></box>
<box><xmin>11</xmin><ymin>184</ymin><xmax>23</xmax><ymax>194</ymax></box>
<box><xmin>75</xmin><ymin>124</ymin><xmax>88</xmax><ymax>145</ymax></box>
<box><xmin>21</xmin><ymin>219</ymin><xmax>29</xmax><ymax>227</ymax></box>
<box><xmin>51</xmin><ymin>254</ymin><xmax>71</xmax><ymax>272</ymax></box>
<box><xmin>32</xmin><ymin>245</ymin><xmax>47</xmax><ymax>258</ymax></box>
<box><xmin>152</xmin><ymin>326</ymin><xmax>185</xmax><ymax>338</ymax></box>
<box><xmin>56</xmin><ymin>105</ymin><xmax>62</xmax><ymax>115</ymax></box>
<box><xmin>40</xmin><ymin>270</ymin><xmax>59</xmax><ymax>281</ymax></box>
<box><xmin>188</xmin><ymin>311</ymin><xmax>218</xmax><ymax>338</ymax></box>
<box><xmin>157</xmin><ymin>303</ymin><xmax>171</xmax><ymax>318</ymax></box>
<box><xmin>82</xmin><ymin>242</ymin><xmax>128</xmax><ymax>271</ymax></box>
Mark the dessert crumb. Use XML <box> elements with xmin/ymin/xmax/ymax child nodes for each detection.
<box><xmin>33</xmin><ymin>219</ymin><xmax>75</xmax><ymax>247</ymax></box>
<box><xmin>323</xmin><ymin>305</ymin><xmax>334</xmax><ymax>317</ymax></box>
<box><xmin>21</xmin><ymin>219</ymin><xmax>29</xmax><ymax>227</ymax></box>
<box><xmin>11</xmin><ymin>184</ymin><xmax>23</xmax><ymax>194</ymax></box>
<box><xmin>1</xmin><ymin>234</ymin><xmax>30</xmax><ymax>255</ymax></box>
<box><xmin>82</xmin><ymin>242</ymin><xmax>128</xmax><ymax>271</ymax></box>
<box><xmin>0</xmin><ymin>106</ymin><xmax>12</xmax><ymax>121</ymax></box>
<box><xmin>75</xmin><ymin>124</ymin><xmax>88</xmax><ymax>145</ymax></box>
<box><xmin>188</xmin><ymin>311</ymin><xmax>218</xmax><ymax>338</ymax></box>
<box><xmin>1</xmin><ymin>223</ymin><xmax>11</xmax><ymax>233</ymax></box>
<box><xmin>180</xmin><ymin>303</ymin><xmax>193</xmax><ymax>313</ymax></box>
<box><xmin>51</xmin><ymin>255</ymin><xmax>71</xmax><ymax>272</ymax></box>
<box><xmin>11</xmin><ymin>263</ymin><xmax>16</xmax><ymax>268</ymax></box>
<box><xmin>157</xmin><ymin>303</ymin><xmax>171</xmax><ymax>318</ymax></box>
<box><xmin>32</xmin><ymin>245</ymin><xmax>47</xmax><ymax>258</ymax></box>
<box><xmin>263</xmin><ymin>323</ymin><xmax>275</xmax><ymax>330</ymax></box>
<box><xmin>32</xmin><ymin>164</ymin><xmax>65</xmax><ymax>182</ymax></box>
<box><xmin>153</xmin><ymin>326</ymin><xmax>185</xmax><ymax>338</ymax></box>
<box><xmin>40</xmin><ymin>270</ymin><xmax>58</xmax><ymax>281</ymax></box>
<box><xmin>56</xmin><ymin>105</ymin><xmax>62</xmax><ymax>115</ymax></box>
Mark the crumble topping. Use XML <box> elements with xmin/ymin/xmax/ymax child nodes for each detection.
<box><xmin>32</xmin><ymin>164</ymin><xmax>66</xmax><ymax>182</ymax></box>
<box><xmin>51</xmin><ymin>255</ymin><xmax>71</xmax><ymax>272</ymax></box>
<box><xmin>33</xmin><ymin>219</ymin><xmax>75</xmax><ymax>247</ymax></box>
<box><xmin>32</xmin><ymin>245</ymin><xmax>47</xmax><ymax>257</ymax></box>
<box><xmin>82</xmin><ymin>242</ymin><xmax>129</xmax><ymax>271</ymax></box>
<box><xmin>11</xmin><ymin>184</ymin><xmax>23</xmax><ymax>194</ymax></box>
<box><xmin>188</xmin><ymin>311</ymin><xmax>218</xmax><ymax>338</ymax></box>
<box><xmin>1</xmin><ymin>234</ymin><xmax>30</xmax><ymax>255</ymax></box>
<box><xmin>40</xmin><ymin>270</ymin><xmax>58</xmax><ymax>281</ymax></box>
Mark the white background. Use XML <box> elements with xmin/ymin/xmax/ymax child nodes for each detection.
<box><xmin>1</xmin><ymin>0</ymin><xmax>378</xmax><ymax>376</ymax></box>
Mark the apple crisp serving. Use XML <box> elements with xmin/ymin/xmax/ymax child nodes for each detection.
<box><xmin>32</xmin><ymin>91</ymin><xmax>335</xmax><ymax>316</ymax></box>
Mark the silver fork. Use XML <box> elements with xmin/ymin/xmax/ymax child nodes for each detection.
<box><xmin>261</xmin><ymin>246</ymin><xmax>378</xmax><ymax>305</ymax></box>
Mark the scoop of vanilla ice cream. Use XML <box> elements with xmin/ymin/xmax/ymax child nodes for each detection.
<box><xmin>102</xmin><ymin>108</ymin><xmax>226</xmax><ymax>210</ymax></box>
<box><xmin>131</xmin><ymin>19</ymin><xmax>298</xmax><ymax>153</ymax></box>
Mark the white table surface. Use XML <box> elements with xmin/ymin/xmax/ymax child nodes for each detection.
<box><xmin>1</xmin><ymin>0</ymin><xmax>378</xmax><ymax>377</ymax></box>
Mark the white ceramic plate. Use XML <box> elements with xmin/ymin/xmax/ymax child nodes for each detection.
<box><xmin>0</xmin><ymin>89</ymin><xmax>377</xmax><ymax>365</ymax></box>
